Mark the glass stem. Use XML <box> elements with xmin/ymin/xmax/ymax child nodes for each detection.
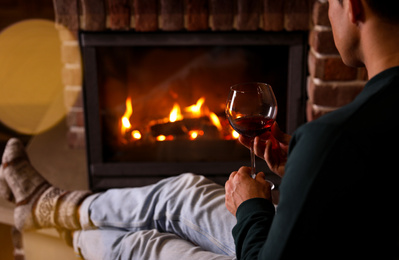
<box><xmin>250</xmin><ymin>138</ymin><xmax>256</xmax><ymax>179</ymax></box>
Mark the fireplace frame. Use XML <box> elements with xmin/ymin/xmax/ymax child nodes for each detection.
<box><xmin>80</xmin><ymin>31</ymin><xmax>308</xmax><ymax>191</ymax></box>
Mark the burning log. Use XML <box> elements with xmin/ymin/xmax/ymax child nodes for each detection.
<box><xmin>150</xmin><ymin>120</ymin><xmax>187</xmax><ymax>137</ymax></box>
<box><xmin>149</xmin><ymin>116</ymin><xmax>220</xmax><ymax>140</ymax></box>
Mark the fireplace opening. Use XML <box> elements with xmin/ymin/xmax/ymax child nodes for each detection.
<box><xmin>81</xmin><ymin>31</ymin><xmax>307</xmax><ymax>190</ymax></box>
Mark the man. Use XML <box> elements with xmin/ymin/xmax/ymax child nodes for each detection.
<box><xmin>226</xmin><ymin>0</ymin><xmax>399</xmax><ymax>258</ymax></box>
<box><xmin>1</xmin><ymin>0</ymin><xmax>398</xmax><ymax>259</ymax></box>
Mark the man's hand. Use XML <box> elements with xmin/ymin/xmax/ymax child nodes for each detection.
<box><xmin>239</xmin><ymin>122</ymin><xmax>291</xmax><ymax>177</ymax></box>
<box><xmin>225</xmin><ymin>166</ymin><xmax>272</xmax><ymax>216</ymax></box>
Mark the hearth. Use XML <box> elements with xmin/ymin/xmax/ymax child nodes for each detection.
<box><xmin>80</xmin><ymin>31</ymin><xmax>307</xmax><ymax>191</ymax></box>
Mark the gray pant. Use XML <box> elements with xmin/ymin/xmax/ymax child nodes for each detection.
<box><xmin>73</xmin><ymin>173</ymin><xmax>237</xmax><ymax>260</ymax></box>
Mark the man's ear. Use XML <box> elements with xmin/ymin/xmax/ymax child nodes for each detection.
<box><xmin>348</xmin><ymin>0</ymin><xmax>365</xmax><ymax>24</ymax></box>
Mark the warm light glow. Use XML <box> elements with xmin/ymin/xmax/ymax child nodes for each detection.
<box><xmin>157</xmin><ymin>135</ymin><xmax>166</xmax><ymax>141</ymax></box>
<box><xmin>131</xmin><ymin>130</ymin><xmax>141</xmax><ymax>140</ymax></box>
<box><xmin>189</xmin><ymin>130</ymin><xmax>204</xmax><ymax>140</ymax></box>
<box><xmin>169</xmin><ymin>103</ymin><xmax>183</xmax><ymax>122</ymax></box>
<box><xmin>185</xmin><ymin>97</ymin><xmax>205</xmax><ymax>117</ymax></box>
<box><xmin>189</xmin><ymin>131</ymin><xmax>198</xmax><ymax>140</ymax></box>
<box><xmin>0</xmin><ymin>20</ymin><xmax>69</xmax><ymax>135</ymax></box>
<box><xmin>156</xmin><ymin>135</ymin><xmax>174</xmax><ymax>141</ymax></box>
<box><xmin>209</xmin><ymin>112</ymin><xmax>222</xmax><ymax>131</ymax></box>
<box><xmin>119</xmin><ymin>96</ymin><xmax>235</xmax><ymax>143</ymax></box>
<box><xmin>122</xmin><ymin>117</ymin><xmax>131</xmax><ymax>128</ymax></box>
<box><xmin>121</xmin><ymin>97</ymin><xmax>133</xmax><ymax>133</ymax></box>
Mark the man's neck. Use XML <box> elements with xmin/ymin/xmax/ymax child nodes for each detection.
<box><xmin>361</xmin><ymin>20</ymin><xmax>399</xmax><ymax>79</ymax></box>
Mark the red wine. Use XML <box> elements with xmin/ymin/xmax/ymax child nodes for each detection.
<box><xmin>230</xmin><ymin>116</ymin><xmax>274</xmax><ymax>138</ymax></box>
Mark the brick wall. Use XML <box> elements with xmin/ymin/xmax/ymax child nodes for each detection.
<box><xmin>307</xmin><ymin>0</ymin><xmax>367</xmax><ymax>120</ymax></box>
<box><xmin>52</xmin><ymin>0</ymin><xmax>367</xmax><ymax>148</ymax></box>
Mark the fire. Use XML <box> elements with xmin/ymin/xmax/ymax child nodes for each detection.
<box><xmin>169</xmin><ymin>103</ymin><xmax>183</xmax><ymax>122</ymax></box>
<box><xmin>131</xmin><ymin>130</ymin><xmax>141</xmax><ymax>140</ymax></box>
<box><xmin>121</xmin><ymin>96</ymin><xmax>237</xmax><ymax>142</ymax></box>
<box><xmin>232</xmin><ymin>130</ymin><xmax>240</xmax><ymax>139</ymax></box>
<box><xmin>156</xmin><ymin>135</ymin><xmax>174</xmax><ymax>141</ymax></box>
<box><xmin>189</xmin><ymin>130</ymin><xmax>204</xmax><ymax>140</ymax></box>
<box><xmin>185</xmin><ymin>97</ymin><xmax>205</xmax><ymax>117</ymax></box>
<box><xmin>121</xmin><ymin>97</ymin><xmax>133</xmax><ymax>133</ymax></box>
<box><xmin>209</xmin><ymin>112</ymin><xmax>222</xmax><ymax>131</ymax></box>
<box><xmin>120</xmin><ymin>97</ymin><xmax>142</xmax><ymax>141</ymax></box>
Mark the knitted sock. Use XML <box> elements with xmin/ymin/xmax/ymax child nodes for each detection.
<box><xmin>0</xmin><ymin>138</ymin><xmax>91</xmax><ymax>231</ymax></box>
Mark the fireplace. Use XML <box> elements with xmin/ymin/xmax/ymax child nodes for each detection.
<box><xmin>50</xmin><ymin>0</ymin><xmax>367</xmax><ymax>191</ymax></box>
<box><xmin>80</xmin><ymin>31</ymin><xmax>307</xmax><ymax>191</ymax></box>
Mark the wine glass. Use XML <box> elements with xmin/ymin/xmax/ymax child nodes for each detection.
<box><xmin>226</xmin><ymin>82</ymin><xmax>278</xmax><ymax>179</ymax></box>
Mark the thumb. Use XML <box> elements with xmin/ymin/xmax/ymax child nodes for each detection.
<box><xmin>256</xmin><ymin>171</ymin><xmax>266</xmax><ymax>182</ymax></box>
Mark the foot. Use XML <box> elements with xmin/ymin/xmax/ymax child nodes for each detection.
<box><xmin>0</xmin><ymin>138</ymin><xmax>51</xmax><ymax>230</ymax></box>
<box><xmin>0</xmin><ymin>138</ymin><xmax>91</xmax><ymax>232</ymax></box>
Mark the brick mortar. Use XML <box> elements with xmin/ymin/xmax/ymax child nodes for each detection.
<box><xmin>312</xmin><ymin>77</ymin><xmax>367</xmax><ymax>87</ymax></box>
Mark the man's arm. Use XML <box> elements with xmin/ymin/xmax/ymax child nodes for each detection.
<box><xmin>225</xmin><ymin>167</ymin><xmax>274</xmax><ymax>259</ymax></box>
<box><xmin>232</xmin><ymin>198</ymin><xmax>275</xmax><ymax>259</ymax></box>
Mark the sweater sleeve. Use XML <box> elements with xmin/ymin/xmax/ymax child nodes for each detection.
<box><xmin>232</xmin><ymin>198</ymin><xmax>275</xmax><ymax>259</ymax></box>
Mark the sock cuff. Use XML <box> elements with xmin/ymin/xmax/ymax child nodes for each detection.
<box><xmin>56</xmin><ymin>190</ymin><xmax>92</xmax><ymax>230</ymax></box>
<box><xmin>33</xmin><ymin>187</ymin><xmax>66</xmax><ymax>228</ymax></box>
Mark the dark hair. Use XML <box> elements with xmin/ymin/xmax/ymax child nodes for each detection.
<box><xmin>365</xmin><ymin>0</ymin><xmax>399</xmax><ymax>23</ymax></box>
<box><xmin>336</xmin><ymin>0</ymin><xmax>399</xmax><ymax>24</ymax></box>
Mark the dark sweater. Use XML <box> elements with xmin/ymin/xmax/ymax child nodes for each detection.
<box><xmin>233</xmin><ymin>66</ymin><xmax>399</xmax><ymax>259</ymax></box>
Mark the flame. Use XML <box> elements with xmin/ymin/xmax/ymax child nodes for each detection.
<box><xmin>169</xmin><ymin>103</ymin><xmax>183</xmax><ymax>122</ymax></box>
<box><xmin>209</xmin><ymin>112</ymin><xmax>222</xmax><ymax>131</ymax></box>
<box><xmin>121</xmin><ymin>97</ymin><xmax>133</xmax><ymax>133</ymax></box>
<box><xmin>157</xmin><ymin>135</ymin><xmax>166</xmax><ymax>141</ymax></box>
<box><xmin>156</xmin><ymin>135</ymin><xmax>174</xmax><ymax>141</ymax></box>
<box><xmin>185</xmin><ymin>97</ymin><xmax>205</xmax><ymax>117</ymax></box>
<box><xmin>189</xmin><ymin>130</ymin><xmax>204</xmax><ymax>140</ymax></box>
<box><xmin>232</xmin><ymin>130</ymin><xmax>240</xmax><ymax>139</ymax></box>
<box><xmin>131</xmin><ymin>130</ymin><xmax>141</xmax><ymax>140</ymax></box>
<box><xmin>120</xmin><ymin>96</ymin><xmax>232</xmax><ymax>143</ymax></box>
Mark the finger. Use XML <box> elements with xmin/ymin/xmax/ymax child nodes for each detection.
<box><xmin>253</xmin><ymin>136</ymin><xmax>266</xmax><ymax>158</ymax></box>
<box><xmin>256</xmin><ymin>171</ymin><xmax>266</xmax><ymax>182</ymax></box>
<box><xmin>238</xmin><ymin>166</ymin><xmax>252</xmax><ymax>176</ymax></box>
<box><xmin>256</xmin><ymin>172</ymin><xmax>272</xmax><ymax>188</ymax></box>
<box><xmin>229</xmin><ymin>171</ymin><xmax>237</xmax><ymax>180</ymax></box>
<box><xmin>238</xmin><ymin>135</ymin><xmax>252</xmax><ymax>149</ymax></box>
<box><xmin>264</xmin><ymin>139</ymin><xmax>275</xmax><ymax>171</ymax></box>
<box><xmin>258</xmin><ymin>131</ymin><xmax>271</xmax><ymax>141</ymax></box>
<box><xmin>271</xmin><ymin>122</ymin><xmax>291</xmax><ymax>145</ymax></box>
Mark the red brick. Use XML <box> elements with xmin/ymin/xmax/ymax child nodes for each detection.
<box><xmin>284</xmin><ymin>0</ymin><xmax>311</xmax><ymax>31</ymax></box>
<box><xmin>80</xmin><ymin>0</ymin><xmax>106</xmax><ymax>31</ymax></box>
<box><xmin>209</xmin><ymin>0</ymin><xmax>234</xmax><ymax>31</ymax></box>
<box><xmin>262</xmin><ymin>0</ymin><xmax>284</xmax><ymax>31</ymax></box>
<box><xmin>67</xmin><ymin>128</ymin><xmax>86</xmax><ymax>149</ymax></box>
<box><xmin>306</xmin><ymin>99</ymin><xmax>335</xmax><ymax>121</ymax></box>
<box><xmin>160</xmin><ymin>0</ymin><xmax>184</xmax><ymax>31</ymax></box>
<box><xmin>185</xmin><ymin>0</ymin><xmax>209</xmax><ymax>31</ymax></box>
<box><xmin>308</xmin><ymin>51</ymin><xmax>358</xmax><ymax>81</ymax></box>
<box><xmin>309</xmin><ymin>28</ymin><xmax>339</xmax><ymax>54</ymax></box>
<box><xmin>357</xmin><ymin>67</ymin><xmax>369</xmax><ymax>80</ymax></box>
<box><xmin>106</xmin><ymin>0</ymin><xmax>131</xmax><ymax>30</ymax></box>
<box><xmin>133</xmin><ymin>0</ymin><xmax>158</xmax><ymax>31</ymax></box>
<box><xmin>53</xmin><ymin>0</ymin><xmax>79</xmax><ymax>35</ymax></box>
<box><xmin>312</xmin><ymin>0</ymin><xmax>330</xmax><ymax>26</ymax></box>
<box><xmin>67</xmin><ymin>108</ymin><xmax>85</xmax><ymax>127</ymax></box>
<box><xmin>235</xmin><ymin>0</ymin><xmax>261</xmax><ymax>31</ymax></box>
<box><xmin>307</xmin><ymin>77</ymin><xmax>365</xmax><ymax>107</ymax></box>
